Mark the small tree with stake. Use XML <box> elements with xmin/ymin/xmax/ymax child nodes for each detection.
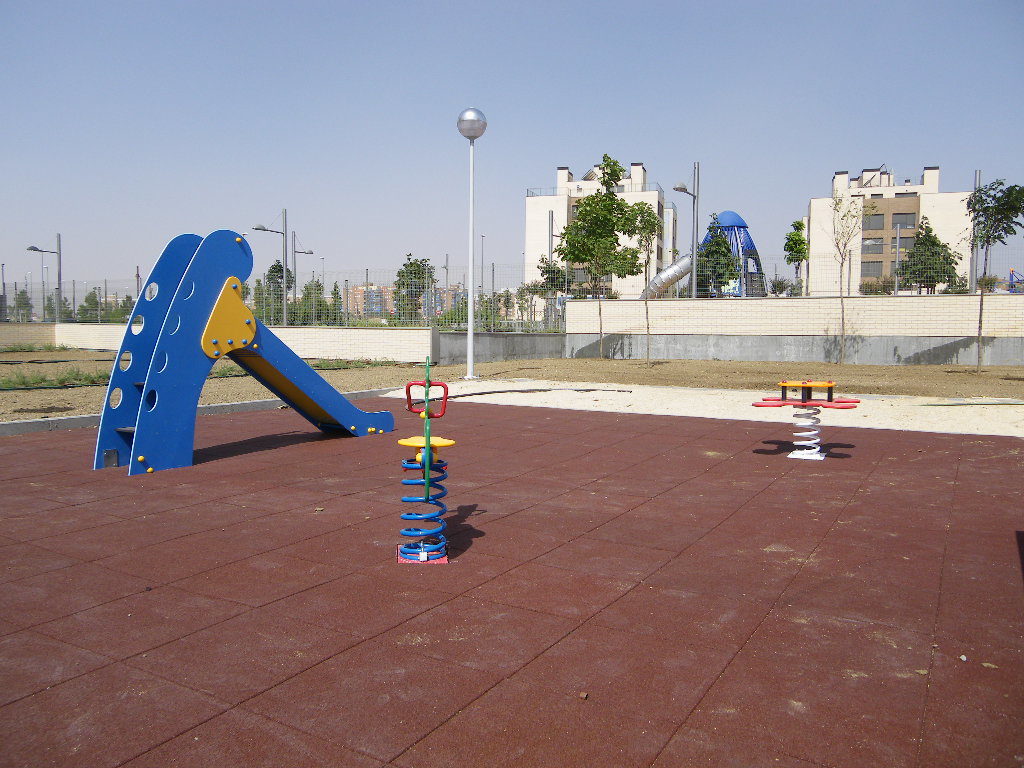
<box><xmin>830</xmin><ymin>194</ymin><xmax>875</xmax><ymax>363</ymax></box>
<box><xmin>966</xmin><ymin>179</ymin><xmax>1024</xmax><ymax>371</ymax></box>
<box><xmin>783</xmin><ymin>220</ymin><xmax>809</xmax><ymax>295</ymax></box>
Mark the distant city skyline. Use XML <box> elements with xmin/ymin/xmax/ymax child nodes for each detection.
<box><xmin>2</xmin><ymin>0</ymin><xmax>1021</xmax><ymax>287</ymax></box>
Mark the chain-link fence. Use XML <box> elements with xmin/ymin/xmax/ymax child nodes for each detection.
<box><xmin>757</xmin><ymin>247</ymin><xmax>1023</xmax><ymax>298</ymax></box>
<box><xmin>1</xmin><ymin>247</ymin><xmax>1020</xmax><ymax>328</ymax></box>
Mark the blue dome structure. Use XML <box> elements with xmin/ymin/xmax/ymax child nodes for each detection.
<box><xmin>699</xmin><ymin>211</ymin><xmax>767</xmax><ymax>297</ymax></box>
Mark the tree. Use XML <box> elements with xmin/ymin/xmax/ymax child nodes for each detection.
<box><xmin>555</xmin><ymin>154</ymin><xmax>658</xmax><ymax>357</ymax></box>
<box><xmin>768</xmin><ymin>276</ymin><xmax>793</xmax><ymax>297</ymax></box>
<box><xmin>295</xmin><ymin>279</ymin><xmax>329</xmax><ymax>325</ymax></box>
<box><xmin>696</xmin><ymin>214</ymin><xmax>739</xmax><ymax>297</ymax></box>
<box><xmin>895</xmin><ymin>217</ymin><xmax>960</xmax><ymax>294</ymax></box>
<box><xmin>783</xmin><ymin>220</ymin><xmax>809</xmax><ymax>295</ymax></box>
<box><xmin>634</xmin><ymin>203</ymin><xmax>663</xmax><ymax>366</ymax></box>
<box><xmin>394</xmin><ymin>254</ymin><xmax>436</xmax><ymax>323</ymax></box>
<box><xmin>829</xmin><ymin>194</ymin><xmax>874</xmax><ymax>363</ymax></box>
<box><xmin>264</xmin><ymin>259</ymin><xmax>294</xmax><ymax>325</ymax></box>
<box><xmin>14</xmin><ymin>289</ymin><xmax>33</xmax><ymax>322</ymax></box>
<box><xmin>967</xmin><ymin>179</ymin><xmax>1024</xmax><ymax>371</ymax></box>
<box><xmin>77</xmin><ymin>290</ymin><xmax>100</xmax><ymax>323</ymax></box>
<box><xmin>330</xmin><ymin>281</ymin><xmax>343</xmax><ymax>325</ymax></box>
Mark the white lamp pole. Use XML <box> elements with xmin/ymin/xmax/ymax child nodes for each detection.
<box><xmin>457</xmin><ymin>108</ymin><xmax>487</xmax><ymax>378</ymax></box>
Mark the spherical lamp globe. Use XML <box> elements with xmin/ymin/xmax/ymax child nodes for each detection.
<box><xmin>457</xmin><ymin>108</ymin><xmax>487</xmax><ymax>140</ymax></box>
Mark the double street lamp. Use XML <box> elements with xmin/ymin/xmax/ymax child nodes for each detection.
<box><xmin>672</xmin><ymin>162</ymin><xmax>700</xmax><ymax>299</ymax></box>
<box><xmin>27</xmin><ymin>234</ymin><xmax>62</xmax><ymax>322</ymax></box>
<box><xmin>254</xmin><ymin>210</ymin><xmax>289</xmax><ymax>326</ymax></box>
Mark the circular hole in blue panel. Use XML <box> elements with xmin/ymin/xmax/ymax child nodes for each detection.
<box><xmin>118</xmin><ymin>351</ymin><xmax>131</xmax><ymax>371</ymax></box>
<box><xmin>130</xmin><ymin>315</ymin><xmax>144</xmax><ymax>335</ymax></box>
<box><xmin>156</xmin><ymin>351</ymin><xmax>168</xmax><ymax>373</ymax></box>
<box><xmin>167</xmin><ymin>316</ymin><xmax>181</xmax><ymax>335</ymax></box>
<box><xmin>109</xmin><ymin>387</ymin><xmax>122</xmax><ymax>409</ymax></box>
<box><xmin>145</xmin><ymin>389</ymin><xmax>158</xmax><ymax>411</ymax></box>
<box><xmin>182</xmin><ymin>282</ymin><xmax>195</xmax><ymax>300</ymax></box>
<box><xmin>145</xmin><ymin>283</ymin><xmax>159</xmax><ymax>301</ymax></box>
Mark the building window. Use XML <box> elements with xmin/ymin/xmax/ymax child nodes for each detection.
<box><xmin>892</xmin><ymin>212</ymin><xmax>916</xmax><ymax>228</ymax></box>
<box><xmin>895</xmin><ymin>192</ymin><xmax>917</xmax><ymax>198</ymax></box>
<box><xmin>862</xmin><ymin>213</ymin><xmax>884</xmax><ymax>230</ymax></box>
<box><xmin>861</xmin><ymin>261</ymin><xmax>883</xmax><ymax>278</ymax></box>
<box><xmin>870</xmin><ymin>193</ymin><xmax>883</xmax><ymax>198</ymax></box>
<box><xmin>891</xmin><ymin>236</ymin><xmax>915</xmax><ymax>252</ymax></box>
<box><xmin>861</xmin><ymin>238</ymin><xmax>884</xmax><ymax>254</ymax></box>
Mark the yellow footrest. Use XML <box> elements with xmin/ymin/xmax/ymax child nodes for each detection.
<box><xmin>398</xmin><ymin>436</ymin><xmax>456</xmax><ymax>449</ymax></box>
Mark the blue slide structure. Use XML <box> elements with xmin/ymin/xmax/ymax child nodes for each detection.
<box><xmin>94</xmin><ymin>230</ymin><xmax>394</xmax><ymax>475</ymax></box>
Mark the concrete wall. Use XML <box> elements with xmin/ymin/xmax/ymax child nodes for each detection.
<box><xmin>565</xmin><ymin>295</ymin><xmax>1022</xmax><ymax>338</ymax></box>
<box><xmin>0</xmin><ymin>324</ymin><xmax>56</xmax><ymax>348</ymax></box>
<box><xmin>564</xmin><ymin>294</ymin><xmax>1023</xmax><ymax>365</ymax></box>
<box><xmin>565</xmin><ymin>332</ymin><xmax>1023</xmax><ymax>365</ymax></box>
<box><xmin>439</xmin><ymin>332</ymin><xmax>564</xmax><ymax>365</ymax></box>
<box><xmin>9</xmin><ymin>323</ymin><xmax>437</xmax><ymax>362</ymax></box>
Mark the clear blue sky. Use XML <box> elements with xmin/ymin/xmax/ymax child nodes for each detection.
<box><xmin>2</xmin><ymin>0</ymin><xmax>1022</xmax><ymax>285</ymax></box>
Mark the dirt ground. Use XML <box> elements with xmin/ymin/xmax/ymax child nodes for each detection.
<box><xmin>1</xmin><ymin>349</ymin><xmax>1022</xmax><ymax>422</ymax></box>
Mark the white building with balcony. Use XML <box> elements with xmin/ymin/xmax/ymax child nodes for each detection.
<box><xmin>524</xmin><ymin>162</ymin><xmax>678</xmax><ymax>298</ymax></box>
<box><xmin>805</xmin><ymin>166</ymin><xmax>971</xmax><ymax>295</ymax></box>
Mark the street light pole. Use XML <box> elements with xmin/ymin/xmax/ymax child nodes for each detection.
<box><xmin>253</xmin><ymin>210</ymin><xmax>288</xmax><ymax>326</ymax></box>
<box><xmin>672</xmin><ymin>161</ymin><xmax>700</xmax><ymax>298</ymax></box>
<box><xmin>458</xmin><ymin>108</ymin><xmax>487</xmax><ymax>379</ymax></box>
<box><xmin>27</xmin><ymin>234</ymin><xmax>63</xmax><ymax>322</ymax></box>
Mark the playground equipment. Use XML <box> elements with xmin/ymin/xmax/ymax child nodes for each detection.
<box><xmin>94</xmin><ymin>231</ymin><xmax>394</xmax><ymax>475</ymax></box>
<box><xmin>397</xmin><ymin>357</ymin><xmax>453</xmax><ymax>562</ymax></box>
<box><xmin>640</xmin><ymin>210</ymin><xmax>768</xmax><ymax>299</ymax></box>
<box><xmin>754</xmin><ymin>381</ymin><xmax>859</xmax><ymax>460</ymax></box>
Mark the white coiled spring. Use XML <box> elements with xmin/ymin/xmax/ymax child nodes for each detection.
<box><xmin>790</xmin><ymin>405</ymin><xmax>823</xmax><ymax>459</ymax></box>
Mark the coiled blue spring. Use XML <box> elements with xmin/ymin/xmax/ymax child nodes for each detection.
<box><xmin>399</xmin><ymin>455</ymin><xmax>448</xmax><ymax>560</ymax></box>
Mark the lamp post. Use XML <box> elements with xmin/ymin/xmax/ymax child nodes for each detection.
<box><xmin>253</xmin><ymin>209</ymin><xmax>288</xmax><ymax>326</ymax></box>
<box><xmin>27</xmin><ymin>234</ymin><xmax>62</xmax><ymax>322</ymax></box>
<box><xmin>672</xmin><ymin>162</ymin><xmax>700</xmax><ymax>298</ymax></box>
<box><xmin>457</xmin><ymin>107</ymin><xmax>486</xmax><ymax>378</ymax></box>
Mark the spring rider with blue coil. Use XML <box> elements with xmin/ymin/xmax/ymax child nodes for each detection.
<box><xmin>397</xmin><ymin>357</ymin><xmax>454</xmax><ymax>563</ymax></box>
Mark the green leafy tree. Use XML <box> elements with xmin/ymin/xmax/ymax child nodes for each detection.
<box><xmin>895</xmin><ymin>217</ymin><xmax>960</xmax><ymax>294</ymax></box>
<box><xmin>330</xmin><ymin>281</ymin><xmax>343</xmax><ymax>324</ymax></box>
<box><xmin>768</xmin><ymin>276</ymin><xmax>793</xmax><ymax>297</ymax></box>
<box><xmin>967</xmin><ymin>179</ymin><xmax>1024</xmax><ymax>370</ymax></box>
<box><xmin>783</xmin><ymin>220</ymin><xmax>809</xmax><ymax>295</ymax></box>
<box><xmin>295</xmin><ymin>279</ymin><xmax>329</xmax><ymax>325</ymax></box>
<box><xmin>77</xmin><ymin>290</ymin><xmax>100</xmax><ymax>322</ymax></box>
<box><xmin>394</xmin><ymin>254</ymin><xmax>436</xmax><ymax>323</ymax></box>
<box><xmin>14</xmin><ymin>289</ymin><xmax>33</xmax><ymax>322</ymax></box>
<box><xmin>264</xmin><ymin>260</ymin><xmax>294</xmax><ymax>325</ymax></box>
<box><xmin>696</xmin><ymin>214</ymin><xmax>739</xmax><ymax>297</ymax></box>
<box><xmin>555</xmin><ymin>154</ymin><xmax>661</xmax><ymax>357</ymax></box>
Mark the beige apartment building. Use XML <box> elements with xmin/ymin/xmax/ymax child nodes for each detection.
<box><xmin>805</xmin><ymin>166</ymin><xmax>971</xmax><ymax>295</ymax></box>
<box><xmin>524</xmin><ymin>162</ymin><xmax>678</xmax><ymax>298</ymax></box>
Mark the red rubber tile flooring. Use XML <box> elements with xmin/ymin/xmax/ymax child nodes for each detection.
<box><xmin>0</xmin><ymin>398</ymin><xmax>1022</xmax><ymax>767</ymax></box>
